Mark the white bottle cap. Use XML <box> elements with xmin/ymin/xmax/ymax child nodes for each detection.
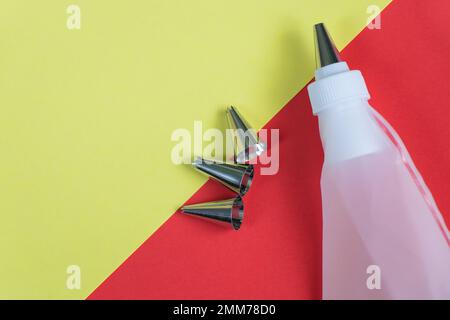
<box><xmin>308</xmin><ymin>63</ymin><xmax>370</xmax><ymax>115</ymax></box>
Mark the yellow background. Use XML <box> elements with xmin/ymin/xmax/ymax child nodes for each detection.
<box><xmin>0</xmin><ymin>0</ymin><xmax>390</xmax><ymax>299</ymax></box>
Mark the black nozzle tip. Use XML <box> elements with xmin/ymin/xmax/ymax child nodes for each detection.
<box><xmin>314</xmin><ymin>23</ymin><xmax>341</xmax><ymax>68</ymax></box>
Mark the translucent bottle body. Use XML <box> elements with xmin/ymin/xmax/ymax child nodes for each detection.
<box><xmin>319</xmin><ymin>101</ymin><xmax>450</xmax><ymax>299</ymax></box>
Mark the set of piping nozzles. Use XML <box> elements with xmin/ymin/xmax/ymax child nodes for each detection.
<box><xmin>180</xmin><ymin>106</ymin><xmax>266</xmax><ymax>230</ymax></box>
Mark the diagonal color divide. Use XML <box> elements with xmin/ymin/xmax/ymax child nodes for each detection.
<box><xmin>89</xmin><ymin>0</ymin><xmax>450</xmax><ymax>299</ymax></box>
<box><xmin>0</xmin><ymin>1</ymin><xmax>390</xmax><ymax>298</ymax></box>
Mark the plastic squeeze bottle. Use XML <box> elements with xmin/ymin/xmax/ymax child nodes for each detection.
<box><xmin>307</xmin><ymin>23</ymin><xmax>450</xmax><ymax>299</ymax></box>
